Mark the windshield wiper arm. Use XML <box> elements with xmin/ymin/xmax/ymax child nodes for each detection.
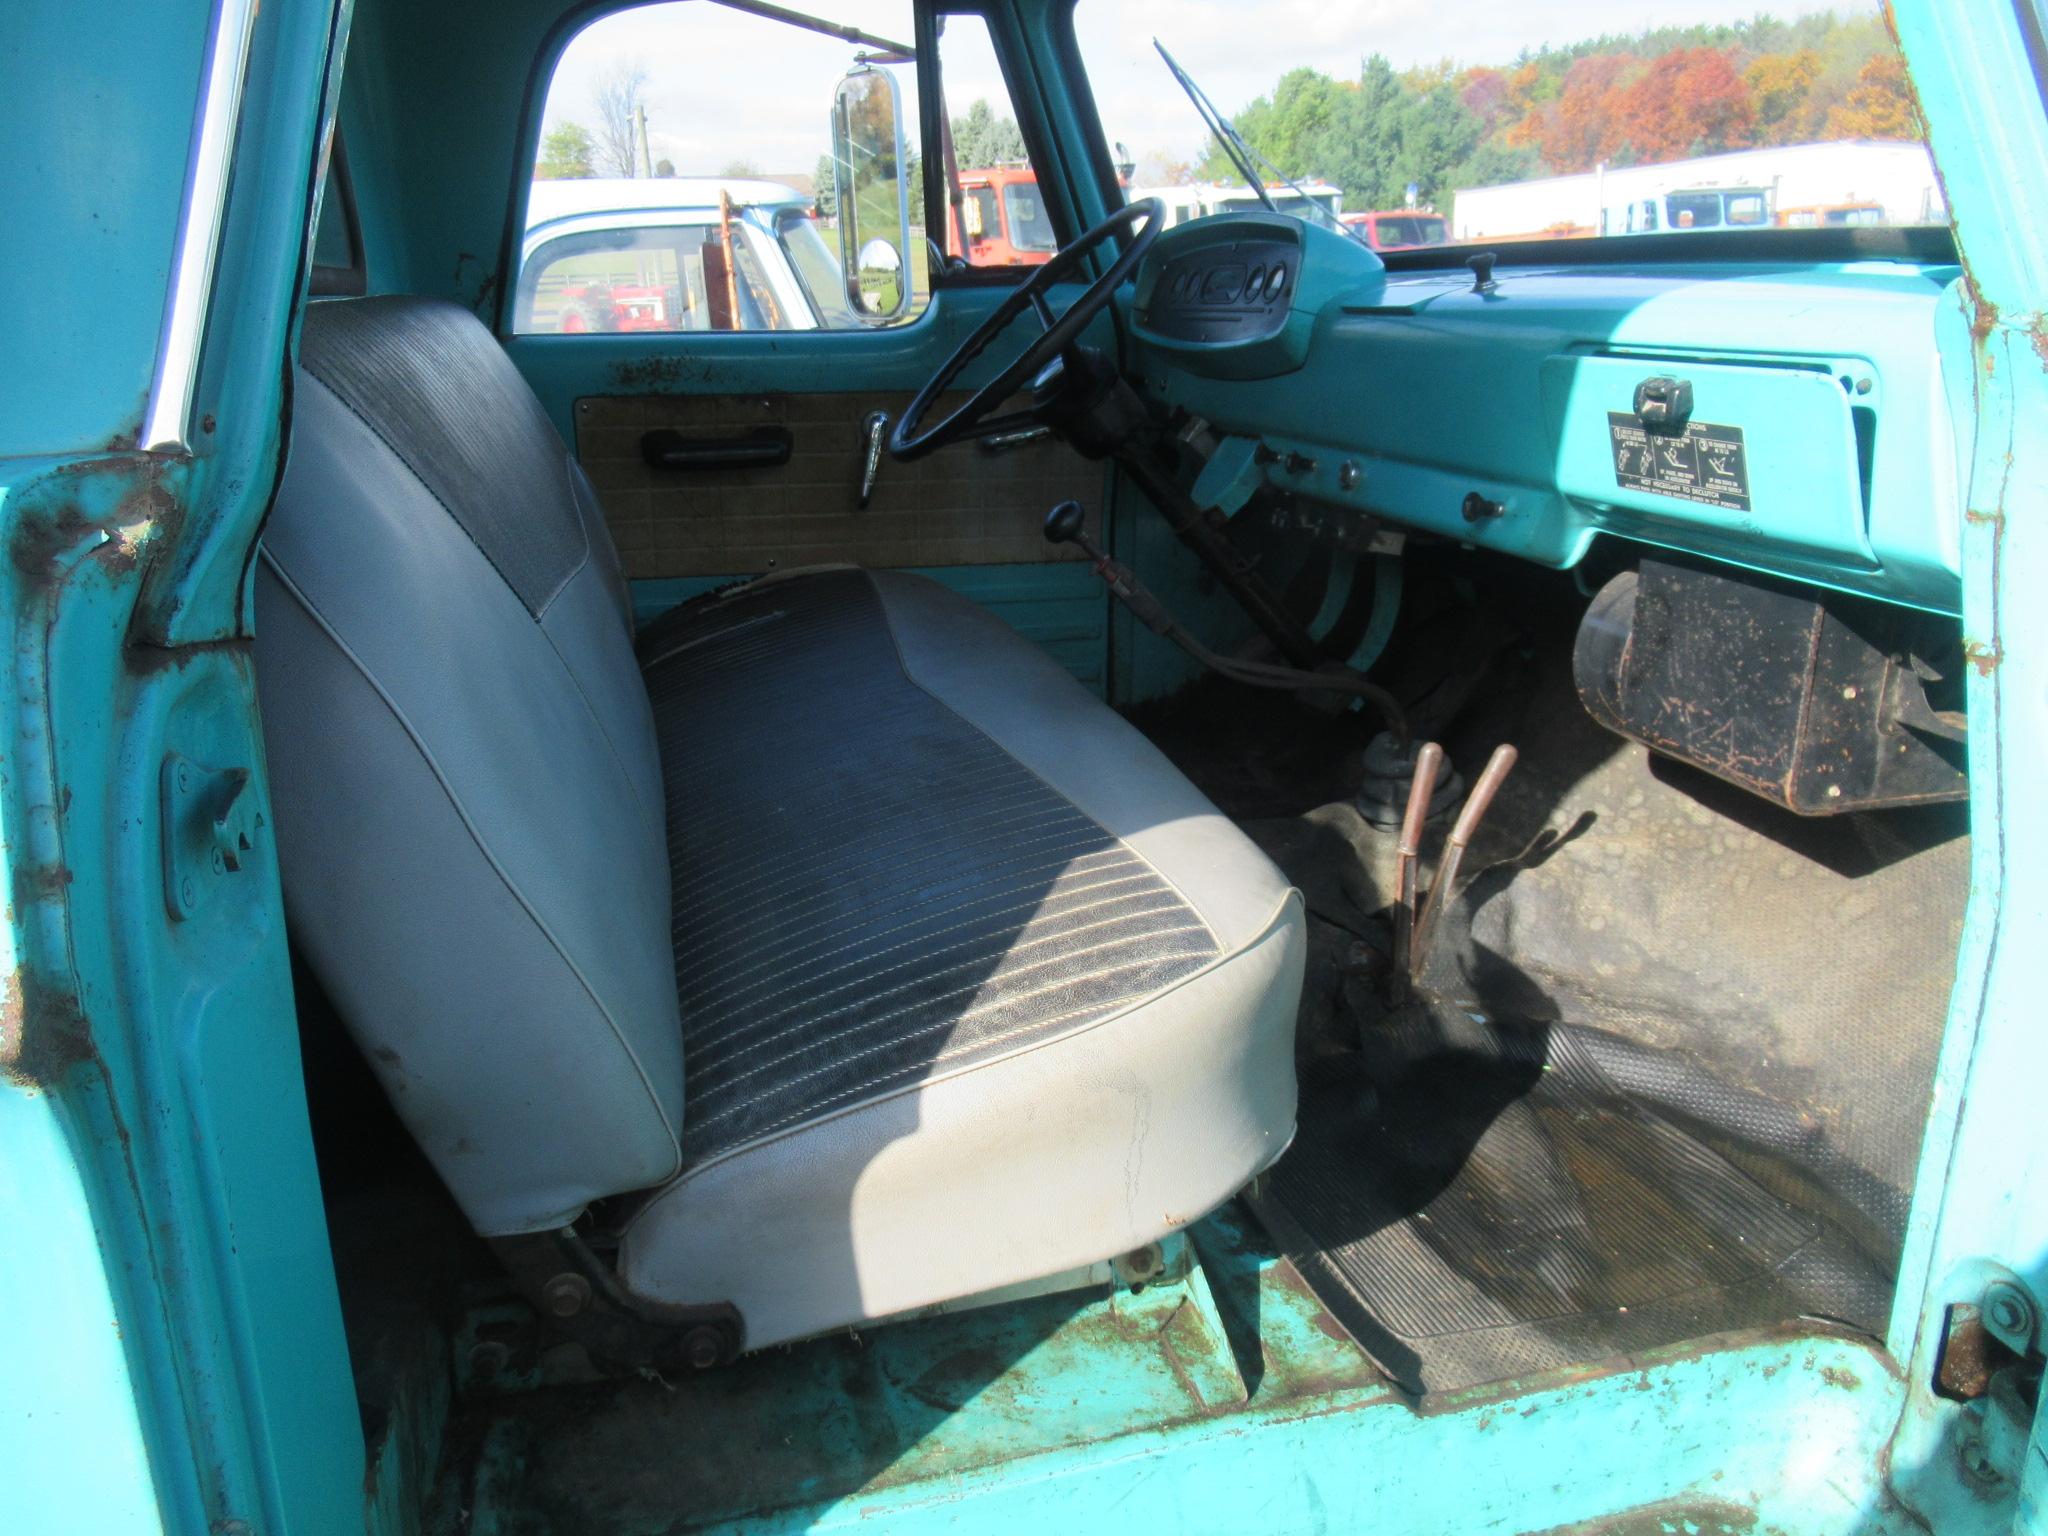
<box><xmin>1151</xmin><ymin>40</ymin><xmax>1370</xmax><ymax>246</ymax></box>
<box><xmin>1152</xmin><ymin>40</ymin><xmax>1274</xmax><ymax>213</ymax></box>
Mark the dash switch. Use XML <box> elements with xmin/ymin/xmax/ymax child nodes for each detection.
<box><xmin>1632</xmin><ymin>375</ymin><xmax>1694</xmax><ymax>431</ymax></box>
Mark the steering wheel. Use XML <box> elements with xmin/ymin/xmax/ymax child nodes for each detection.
<box><xmin>888</xmin><ymin>197</ymin><xmax>1165</xmax><ymax>462</ymax></box>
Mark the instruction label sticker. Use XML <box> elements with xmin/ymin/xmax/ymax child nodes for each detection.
<box><xmin>1607</xmin><ymin>413</ymin><xmax>1751</xmax><ymax>512</ymax></box>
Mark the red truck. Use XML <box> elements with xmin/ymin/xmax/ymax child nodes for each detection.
<box><xmin>948</xmin><ymin>165</ymin><xmax>1058</xmax><ymax>265</ymax></box>
<box><xmin>1341</xmin><ymin>209</ymin><xmax>1450</xmax><ymax>251</ymax></box>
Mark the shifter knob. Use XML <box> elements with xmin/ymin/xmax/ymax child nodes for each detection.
<box><xmin>1043</xmin><ymin>499</ymin><xmax>1088</xmax><ymax>547</ymax></box>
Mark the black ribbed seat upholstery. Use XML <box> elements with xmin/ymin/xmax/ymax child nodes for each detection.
<box><xmin>641</xmin><ymin>570</ymin><xmax>1223</xmax><ymax>1167</ymax></box>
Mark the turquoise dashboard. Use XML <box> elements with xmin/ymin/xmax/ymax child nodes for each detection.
<box><xmin>1126</xmin><ymin>215</ymin><xmax>1969</xmax><ymax>617</ymax></box>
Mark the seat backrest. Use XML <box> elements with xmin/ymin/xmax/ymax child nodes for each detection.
<box><xmin>255</xmin><ymin>296</ymin><xmax>683</xmax><ymax>1235</ymax></box>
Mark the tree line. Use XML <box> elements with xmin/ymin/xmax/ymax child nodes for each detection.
<box><xmin>1171</xmin><ymin>11</ymin><xmax>1918</xmax><ymax>213</ymax></box>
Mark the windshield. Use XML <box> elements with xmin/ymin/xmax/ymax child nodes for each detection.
<box><xmin>1002</xmin><ymin>183</ymin><xmax>1058</xmax><ymax>251</ymax></box>
<box><xmin>1075</xmin><ymin>3</ymin><xmax>1947</xmax><ymax>251</ymax></box>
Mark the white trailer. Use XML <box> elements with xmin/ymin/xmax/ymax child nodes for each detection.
<box><xmin>1451</xmin><ymin>140</ymin><xmax>1944</xmax><ymax>241</ymax></box>
<box><xmin>1133</xmin><ymin>181</ymin><xmax>1345</xmax><ymax>227</ymax></box>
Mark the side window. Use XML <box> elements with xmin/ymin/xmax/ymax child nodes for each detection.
<box><xmin>934</xmin><ymin>13</ymin><xmax>1062</xmax><ymax>268</ymax></box>
<box><xmin>517</xmin><ymin>1</ymin><xmax>923</xmax><ymax>334</ymax></box>
<box><xmin>310</xmin><ymin>139</ymin><xmax>365</xmax><ymax>298</ymax></box>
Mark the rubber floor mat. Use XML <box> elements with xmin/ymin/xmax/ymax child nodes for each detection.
<box><xmin>1248</xmin><ymin>1016</ymin><xmax>1892</xmax><ymax>1395</ymax></box>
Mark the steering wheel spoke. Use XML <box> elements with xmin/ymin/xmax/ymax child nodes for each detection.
<box><xmin>888</xmin><ymin>198</ymin><xmax>1164</xmax><ymax>462</ymax></box>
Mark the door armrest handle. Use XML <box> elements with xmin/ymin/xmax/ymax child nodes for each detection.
<box><xmin>640</xmin><ymin>426</ymin><xmax>793</xmax><ymax>472</ymax></box>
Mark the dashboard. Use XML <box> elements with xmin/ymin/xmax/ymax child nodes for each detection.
<box><xmin>1126</xmin><ymin>213</ymin><xmax>1968</xmax><ymax>617</ymax></box>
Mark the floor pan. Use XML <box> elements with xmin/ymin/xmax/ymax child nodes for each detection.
<box><xmin>1248</xmin><ymin>1016</ymin><xmax>1892</xmax><ymax>1395</ymax></box>
<box><xmin>427</xmin><ymin>1203</ymin><xmax>1914</xmax><ymax>1535</ymax></box>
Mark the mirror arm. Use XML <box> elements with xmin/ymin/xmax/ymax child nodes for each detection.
<box><xmin>711</xmin><ymin>0</ymin><xmax>913</xmax><ymax>58</ymax></box>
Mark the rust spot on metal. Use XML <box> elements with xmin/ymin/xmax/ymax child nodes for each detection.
<box><xmin>0</xmin><ymin>965</ymin><xmax>99</xmax><ymax>1091</ymax></box>
<box><xmin>0</xmin><ymin>972</ymin><xmax>22</xmax><ymax>1066</ymax></box>
<box><xmin>1819</xmin><ymin>1365</ymin><xmax>1862</xmax><ymax>1390</ymax></box>
<box><xmin>11</xmin><ymin>501</ymin><xmax>102</xmax><ymax>584</ymax></box>
<box><xmin>1968</xmin><ymin>290</ymin><xmax>1999</xmax><ymax>350</ymax></box>
<box><xmin>11</xmin><ymin>862</ymin><xmax>75</xmax><ymax>906</ymax></box>
<box><xmin>606</xmin><ymin>354</ymin><xmax>702</xmax><ymax>392</ymax></box>
<box><xmin>1964</xmin><ymin>640</ymin><xmax>2000</xmax><ymax>677</ymax></box>
<box><xmin>9</xmin><ymin>455</ymin><xmax>174</xmax><ymax>589</ymax></box>
<box><xmin>122</xmin><ymin>635</ymin><xmax>253</xmax><ymax>679</ymax></box>
<box><xmin>1934</xmin><ymin>1304</ymin><xmax>2014</xmax><ymax>1401</ymax></box>
<box><xmin>1538</xmin><ymin>1497</ymin><xmax>1759</xmax><ymax>1535</ymax></box>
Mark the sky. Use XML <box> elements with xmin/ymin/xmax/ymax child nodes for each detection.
<box><xmin>541</xmin><ymin>0</ymin><xmax>1880</xmax><ymax>182</ymax></box>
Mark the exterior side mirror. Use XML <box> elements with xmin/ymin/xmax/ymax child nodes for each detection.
<box><xmin>831</xmin><ymin>66</ymin><xmax>914</xmax><ymax>322</ymax></box>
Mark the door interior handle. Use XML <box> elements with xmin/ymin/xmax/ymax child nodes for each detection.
<box><xmin>640</xmin><ymin>425</ymin><xmax>793</xmax><ymax>472</ymax></box>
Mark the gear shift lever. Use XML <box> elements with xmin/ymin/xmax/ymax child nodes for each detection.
<box><xmin>1043</xmin><ymin>500</ymin><xmax>1176</xmax><ymax>635</ymax></box>
<box><xmin>1043</xmin><ymin>499</ymin><xmax>1091</xmax><ymax>551</ymax></box>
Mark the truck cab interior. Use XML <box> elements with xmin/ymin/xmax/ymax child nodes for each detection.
<box><xmin>11</xmin><ymin>0</ymin><xmax>2039</xmax><ymax>1532</ymax></box>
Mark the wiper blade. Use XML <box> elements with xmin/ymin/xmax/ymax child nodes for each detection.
<box><xmin>1151</xmin><ymin>39</ymin><xmax>1369</xmax><ymax>247</ymax></box>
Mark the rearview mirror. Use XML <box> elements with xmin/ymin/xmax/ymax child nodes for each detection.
<box><xmin>830</xmin><ymin>67</ymin><xmax>913</xmax><ymax>322</ymax></box>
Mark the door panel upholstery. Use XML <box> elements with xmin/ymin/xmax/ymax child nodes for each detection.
<box><xmin>574</xmin><ymin>391</ymin><xmax>1104</xmax><ymax>579</ymax></box>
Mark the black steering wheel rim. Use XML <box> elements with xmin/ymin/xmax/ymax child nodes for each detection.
<box><xmin>887</xmin><ymin>197</ymin><xmax>1165</xmax><ymax>462</ymax></box>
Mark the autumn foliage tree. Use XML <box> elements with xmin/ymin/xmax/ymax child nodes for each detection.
<box><xmin>1745</xmin><ymin>49</ymin><xmax>1824</xmax><ymax>144</ymax></box>
<box><xmin>1615</xmin><ymin>48</ymin><xmax>1756</xmax><ymax>163</ymax></box>
<box><xmin>1199</xmin><ymin>12</ymin><xmax>1919</xmax><ymax>208</ymax></box>
<box><xmin>1538</xmin><ymin>54</ymin><xmax>1639</xmax><ymax>171</ymax></box>
<box><xmin>1826</xmin><ymin>52</ymin><xmax>1918</xmax><ymax>139</ymax></box>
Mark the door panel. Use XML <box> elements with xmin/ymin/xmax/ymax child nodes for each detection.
<box><xmin>508</xmin><ymin>285</ymin><xmax>1123</xmax><ymax>693</ymax></box>
<box><xmin>575</xmin><ymin>390</ymin><xmax>1100</xmax><ymax>578</ymax></box>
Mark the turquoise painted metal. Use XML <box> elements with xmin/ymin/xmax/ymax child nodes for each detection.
<box><xmin>1</xmin><ymin>2</ymin><xmax>365</xmax><ymax>1532</ymax></box>
<box><xmin>447</xmin><ymin>1208</ymin><xmax>1918</xmax><ymax>1535</ymax></box>
<box><xmin>1875</xmin><ymin>4</ymin><xmax>2048</xmax><ymax>1529</ymax></box>
<box><xmin>1139</xmin><ymin>259</ymin><xmax>1968</xmax><ymax>616</ymax></box>
<box><xmin>2</xmin><ymin>0</ymin><xmax>2044</xmax><ymax>1531</ymax></box>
